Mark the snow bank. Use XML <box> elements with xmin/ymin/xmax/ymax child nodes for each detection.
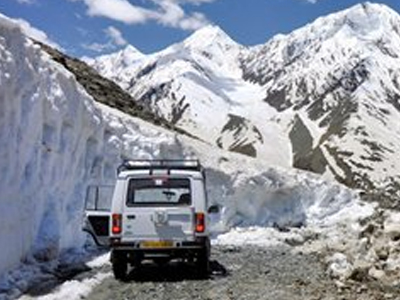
<box><xmin>23</xmin><ymin>272</ymin><xmax>112</xmax><ymax>300</ymax></box>
<box><xmin>204</xmin><ymin>165</ymin><xmax>373</xmax><ymax>231</ymax></box>
<box><xmin>0</xmin><ymin>12</ymin><xmax>374</xmax><ymax>294</ymax></box>
<box><xmin>0</xmin><ymin>15</ymin><xmax>183</xmax><ymax>277</ymax></box>
<box><xmin>207</xmin><ymin>165</ymin><xmax>373</xmax><ymax>250</ymax></box>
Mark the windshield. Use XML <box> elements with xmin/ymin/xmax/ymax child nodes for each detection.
<box><xmin>126</xmin><ymin>177</ymin><xmax>191</xmax><ymax>206</ymax></box>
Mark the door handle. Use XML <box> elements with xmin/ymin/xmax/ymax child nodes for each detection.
<box><xmin>127</xmin><ymin>215</ymin><xmax>136</xmax><ymax>220</ymax></box>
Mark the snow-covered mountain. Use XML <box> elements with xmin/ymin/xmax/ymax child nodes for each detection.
<box><xmin>241</xmin><ymin>2</ymin><xmax>400</xmax><ymax>201</ymax></box>
<box><xmin>0</xmin><ymin>10</ymin><xmax>371</xmax><ymax>292</ymax></box>
<box><xmin>89</xmin><ymin>2</ymin><xmax>400</xmax><ymax>206</ymax></box>
<box><xmin>84</xmin><ymin>45</ymin><xmax>145</xmax><ymax>90</ymax></box>
<box><xmin>88</xmin><ymin>25</ymin><xmax>291</xmax><ymax>166</ymax></box>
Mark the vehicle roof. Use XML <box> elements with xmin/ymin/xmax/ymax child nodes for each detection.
<box><xmin>116</xmin><ymin>160</ymin><xmax>205</xmax><ymax>180</ymax></box>
<box><xmin>118</xmin><ymin>169</ymin><xmax>204</xmax><ymax>180</ymax></box>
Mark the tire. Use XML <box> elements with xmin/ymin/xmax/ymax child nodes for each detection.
<box><xmin>153</xmin><ymin>257</ymin><xmax>170</xmax><ymax>266</ymax></box>
<box><xmin>130</xmin><ymin>252</ymin><xmax>142</xmax><ymax>269</ymax></box>
<box><xmin>196</xmin><ymin>238</ymin><xmax>210</xmax><ymax>278</ymax></box>
<box><xmin>197</xmin><ymin>250</ymin><xmax>210</xmax><ymax>277</ymax></box>
<box><xmin>111</xmin><ymin>250</ymin><xmax>128</xmax><ymax>281</ymax></box>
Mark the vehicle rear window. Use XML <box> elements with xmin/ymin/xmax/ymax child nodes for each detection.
<box><xmin>126</xmin><ymin>178</ymin><xmax>191</xmax><ymax>206</ymax></box>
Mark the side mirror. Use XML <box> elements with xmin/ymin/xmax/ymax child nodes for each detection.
<box><xmin>207</xmin><ymin>205</ymin><xmax>220</xmax><ymax>214</ymax></box>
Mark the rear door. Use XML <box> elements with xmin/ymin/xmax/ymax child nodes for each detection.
<box><xmin>83</xmin><ymin>185</ymin><xmax>113</xmax><ymax>247</ymax></box>
<box><xmin>122</xmin><ymin>177</ymin><xmax>194</xmax><ymax>242</ymax></box>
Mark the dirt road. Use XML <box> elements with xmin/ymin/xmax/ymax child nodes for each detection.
<box><xmin>83</xmin><ymin>245</ymin><xmax>386</xmax><ymax>300</ymax></box>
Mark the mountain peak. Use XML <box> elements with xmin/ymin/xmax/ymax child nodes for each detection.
<box><xmin>117</xmin><ymin>44</ymin><xmax>145</xmax><ymax>61</ymax></box>
<box><xmin>122</xmin><ymin>44</ymin><xmax>144</xmax><ymax>56</ymax></box>
<box><xmin>349</xmin><ymin>2</ymin><xmax>395</xmax><ymax>14</ymax></box>
<box><xmin>183</xmin><ymin>24</ymin><xmax>238</xmax><ymax>49</ymax></box>
<box><xmin>90</xmin><ymin>44</ymin><xmax>145</xmax><ymax>69</ymax></box>
<box><xmin>328</xmin><ymin>2</ymin><xmax>399</xmax><ymax>37</ymax></box>
<box><xmin>192</xmin><ymin>24</ymin><xmax>227</xmax><ymax>38</ymax></box>
<box><xmin>342</xmin><ymin>2</ymin><xmax>398</xmax><ymax>23</ymax></box>
<box><xmin>262</xmin><ymin>1</ymin><xmax>400</xmax><ymax>56</ymax></box>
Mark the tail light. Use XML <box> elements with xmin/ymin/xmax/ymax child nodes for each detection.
<box><xmin>195</xmin><ymin>213</ymin><xmax>205</xmax><ymax>233</ymax></box>
<box><xmin>112</xmin><ymin>214</ymin><xmax>122</xmax><ymax>234</ymax></box>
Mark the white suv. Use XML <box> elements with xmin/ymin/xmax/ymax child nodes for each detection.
<box><xmin>83</xmin><ymin>160</ymin><xmax>218</xmax><ymax>280</ymax></box>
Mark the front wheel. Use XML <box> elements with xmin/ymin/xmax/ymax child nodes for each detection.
<box><xmin>111</xmin><ymin>250</ymin><xmax>128</xmax><ymax>281</ymax></box>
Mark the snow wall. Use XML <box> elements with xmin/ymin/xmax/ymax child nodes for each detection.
<box><xmin>0</xmin><ymin>16</ymin><xmax>371</xmax><ymax>277</ymax></box>
<box><xmin>0</xmin><ymin>18</ymin><xmax>181</xmax><ymax>274</ymax></box>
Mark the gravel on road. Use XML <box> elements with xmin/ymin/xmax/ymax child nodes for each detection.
<box><xmin>84</xmin><ymin>245</ymin><xmax>386</xmax><ymax>300</ymax></box>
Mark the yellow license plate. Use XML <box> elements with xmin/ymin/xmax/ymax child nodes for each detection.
<box><xmin>140</xmin><ymin>241</ymin><xmax>173</xmax><ymax>248</ymax></box>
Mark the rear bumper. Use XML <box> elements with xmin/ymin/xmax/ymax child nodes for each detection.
<box><xmin>110</xmin><ymin>237</ymin><xmax>208</xmax><ymax>251</ymax></box>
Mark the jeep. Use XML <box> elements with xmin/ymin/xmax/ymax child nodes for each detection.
<box><xmin>83</xmin><ymin>160</ymin><xmax>218</xmax><ymax>280</ymax></box>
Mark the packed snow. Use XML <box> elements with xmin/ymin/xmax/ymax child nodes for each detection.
<box><xmin>16</xmin><ymin>253</ymin><xmax>111</xmax><ymax>300</ymax></box>
<box><xmin>3</xmin><ymin>4</ymin><xmax>400</xmax><ymax>299</ymax></box>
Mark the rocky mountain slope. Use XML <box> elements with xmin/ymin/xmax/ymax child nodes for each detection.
<box><xmin>241</xmin><ymin>2</ymin><xmax>400</xmax><ymax>202</ymax></box>
<box><xmin>88</xmin><ymin>2</ymin><xmax>400</xmax><ymax>206</ymax></box>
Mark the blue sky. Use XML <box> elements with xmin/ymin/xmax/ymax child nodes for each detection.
<box><xmin>1</xmin><ymin>0</ymin><xmax>400</xmax><ymax>57</ymax></box>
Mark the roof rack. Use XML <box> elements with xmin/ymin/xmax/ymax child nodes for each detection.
<box><xmin>117</xmin><ymin>159</ymin><xmax>203</xmax><ymax>174</ymax></box>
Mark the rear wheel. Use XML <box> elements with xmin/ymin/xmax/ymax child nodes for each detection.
<box><xmin>154</xmin><ymin>257</ymin><xmax>170</xmax><ymax>266</ymax></box>
<box><xmin>111</xmin><ymin>251</ymin><xmax>128</xmax><ymax>281</ymax></box>
<box><xmin>196</xmin><ymin>238</ymin><xmax>210</xmax><ymax>278</ymax></box>
<box><xmin>129</xmin><ymin>251</ymin><xmax>142</xmax><ymax>269</ymax></box>
<box><xmin>196</xmin><ymin>251</ymin><xmax>210</xmax><ymax>277</ymax></box>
